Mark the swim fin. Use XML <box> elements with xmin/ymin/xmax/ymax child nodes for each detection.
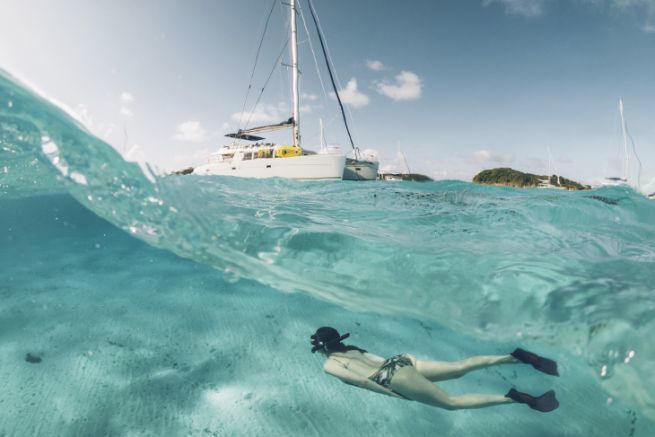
<box><xmin>511</xmin><ymin>348</ymin><xmax>559</xmax><ymax>376</ymax></box>
<box><xmin>506</xmin><ymin>388</ymin><xmax>559</xmax><ymax>413</ymax></box>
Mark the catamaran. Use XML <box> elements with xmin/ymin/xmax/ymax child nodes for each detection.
<box><xmin>193</xmin><ymin>0</ymin><xmax>345</xmax><ymax>180</ymax></box>
<box><xmin>194</xmin><ymin>0</ymin><xmax>378</xmax><ymax>180</ymax></box>
<box><xmin>343</xmin><ymin>150</ymin><xmax>380</xmax><ymax>181</ymax></box>
<box><xmin>600</xmin><ymin>99</ymin><xmax>631</xmax><ymax>187</ymax></box>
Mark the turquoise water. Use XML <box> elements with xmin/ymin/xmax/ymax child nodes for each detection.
<box><xmin>1</xmin><ymin>69</ymin><xmax>655</xmax><ymax>435</ymax></box>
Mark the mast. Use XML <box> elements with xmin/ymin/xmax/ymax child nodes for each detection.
<box><xmin>397</xmin><ymin>143</ymin><xmax>411</xmax><ymax>174</ymax></box>
<box><xmin>547</xmin><ymin>146</ymin><xmax>552</xmax><ymax>185</ymax></box>
<box><xmin>290</xmin><ymin>0</ymin><xmax>300</xmax><ymax>147</ymax></box>
<box><xmin>319</xmin><ymin>118</ymin><xmax>325</xmax><ymax>150</ymax></box>
<box><xmin>619</xmin><ymin>99</ymin><xmax>629</xmax><ymax>182</ymax></box>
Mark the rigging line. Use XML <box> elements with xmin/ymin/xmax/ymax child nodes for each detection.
<box><xmin>243</xmin><ymin>38</ymin><xmax>290</xmax><ymax>130</ymax></box>
<box><xmin>296</xmin><ymin>1</ymin><xmax>330</xmax><ymax>104</ymax></box>
<box><xmin>306</xmin><ymin>0</ymin><xmax>361</xmax><ymax>149</ymax></box>
<box><xmin>613</xmin><ymin>107</ymin><xmax>622</xmax><ymax>166</ymax></box>
<box><xmin>303</xmin><ymin>112</ymin><xmax>341</xmax><ymax>143</ymax></box>
<box><xmin>626</xmin><ymin>123</ymin><xmax>643</xmax><ymax>189</ymax></box>
<box><xmin>122</xmin><ymin>124</ymin><xmax>128</xmax><ymax>155</ymax></box>
<box><xmin>307</xmin><ymin>0</ymin><xmax>356</xmax><ymax>151</ymax></box>
<box><xmin>238</xmin><ymin>0</ymin><xmax>279</xmax><ymax>131</ymax></box>
<box><xmin>401</xmin><ymin>149</ymin><xmax>411</xmax><ymax>175</ymax></box>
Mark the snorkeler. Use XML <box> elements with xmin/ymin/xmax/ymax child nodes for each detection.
<box><xmin>310</xmin><ymin>327</ymin><xmax>559</xmax><ymax>413</ymax></box>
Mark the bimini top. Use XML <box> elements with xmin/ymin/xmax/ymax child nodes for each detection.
<box><xmin>225</xmin><ymin>132</ymin><xmax>265</xmax><ymax>141</ymax></box>
<box><xmin>226</xmin><ymin>117</ymin><xmax>295</xmax><ymax>141</ymax></box>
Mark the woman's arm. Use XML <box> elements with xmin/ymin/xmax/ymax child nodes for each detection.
<box><xmin>323</xmin><ymin>359</ymin><xmax>404</xmax><ymax>399</ymax></box>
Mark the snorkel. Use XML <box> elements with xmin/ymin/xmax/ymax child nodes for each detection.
<box><xmin>310</xmin><ymin>327</ymin><xmax>350</xmax><ymax>354</ymax></box>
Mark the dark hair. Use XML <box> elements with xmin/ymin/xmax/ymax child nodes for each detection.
<box><xmin>310</xmin><ymin>326</ymin><xmax>367</xmax><ymax>354</ymax></box>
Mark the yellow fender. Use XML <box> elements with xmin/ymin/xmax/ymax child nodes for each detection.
<box><xmin>257</xmin><ymin>149</ymin><xmax>272</xmax><ymax>158</ymax></box>
<box><xmin>274</xmin><ymin>145</ymin><xmax>302</xmax><ymax>158</ymax></box>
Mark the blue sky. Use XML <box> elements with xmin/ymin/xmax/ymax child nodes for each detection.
<box><xmin>1</xmin><ymin>0</ymin><xmax>654</xmax><ymax>186</ymax></box>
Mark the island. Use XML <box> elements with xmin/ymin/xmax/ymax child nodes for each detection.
<box><xmin>172</xmin><ymin>167</ymin><xmax>194</xmax><ymax>175</ymax></box>
<box><xmin>379</xmin><ymin>173</ymin><xmax>433</xmax><ymax>182</ymax></box>
<box><xmin>473</xmin><ymin>168</ymin><xmax>590</xmax><ymax>190</ymax></box>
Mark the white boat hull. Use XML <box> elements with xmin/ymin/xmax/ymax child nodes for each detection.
<box><xmin>193</xmin><ymin>153</ymin><xmax>346</xmax><ymax>180</ymax></box>
<box><xmin>600</xmin><ymin>177</ymin><xmax>629</xmax><ymax>187</ymax></box>
<box><xmin>343</xmin><ymin>159</ymin><xmax>379</xmax><ymax>181</ymax></box>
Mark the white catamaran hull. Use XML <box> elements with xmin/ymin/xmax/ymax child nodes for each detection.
<box><xmin>193</xmin><ymin>153</ymin><xmax>346</xmax><ymax>180</ymax></box>
<box><xmin>343</xmin><ymin>159</ymin><xmax>379</xmax><ymax>181</ymax></box>
<box><xmin>600</xmin><ymin>177</ymin><xmax>629</xmax><ymax>187</ymax></box>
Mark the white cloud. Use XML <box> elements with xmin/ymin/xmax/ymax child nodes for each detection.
<box><xmin>231</xmin><ymin>102</ymin><xmax>287</xmax><ymax>124</ymax></box>
<box><xmin>375</xmin><ymin>71</ymin><xmax>422</xmax><ymax>101</ymax></box>
<box><xmin>97</xmin><ymin>123</ymin><xmax>117</xmax><ymax>142</ymax></box>
<box><xmin>330</xmin><ymin>78</ymin><xmax>370</xmax><ymax>108</ymax></box>
<box><xmin>472</xmin><ymin>149</ymin><xmax>515</xmax><ymax>165</ymax></box>
<box><xmin>119</xmin><ymin>91</ymin><xmax>135</xmax><ymax>117</ymax></box>
<box><xmin>604</xmin><ymin>0</ymin><xmax>655</xmax><ymax>33</ymax></box>
<box><xmin>73</xmin><ymin>104</ymin><xmax>94</xmax><ymax>129</ymax></box>
<box><xmin>380</xmin><ymin>150</ymin><xmax>411</xmax><ymax>174</ymax></box>
<box><xmin>173</xmin><ymin>121</ymin><xmax>208</xmax><ymax>143</ymax></box>
<box><xmin>379</xmin><ymin>163</ymin><xmax>403</xmax><ymax>174</ymax></box>
<box><xmin>608</xmin><ymin>0</ymin><xmax>655</xmax><ymax>12</ymax></box>
<box><xmin>483</xmin><ymin>0</ymin><xmax>655</xmax><ymax>30</ymax></box>
<box><xmin>482</xmin><ymin>0</ymin><xmax>545</xmax><ymax>17</ymax></box>
<box><xmin>124</xmin><ymin>143</ymin><xmax>147</xmax><ymax>163</ymax></box>
<box><xmin>301</xmin><ymin>93</ymin><xmax>318</xmax><ymax>101</ymax></box>
<box><xmin>171</xmin><ymin>147</ymin><xmax>213</xmax><ymax>170</ymax></box>
<box><xmin>120</xmin><ymin>91</ymin><xmax>134</xmax><ymax>103</ymax></box>
<box><xmin>123</xmin><ymin>143</ymin><xmax>158</xmax><ymax>182</ymax></box>
<box><xmin>642</xmin><ymin>177</ymin><xmax>655</xmax><ymax>196</ymax></box>
<box><xmin>366</xmin><ymin>59</ymin><xmax>385</xmax><ymax>71</ymax></box>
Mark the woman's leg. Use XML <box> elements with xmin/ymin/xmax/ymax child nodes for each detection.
<box><xmin>414</xmin><ymin>354</ymin><xmax>518</xmax><ymax>382</ymax></box>
<box><xmin>389</xmin><ymin>367</ymin><xmax>512</xmax><ymax>410</ymax></box>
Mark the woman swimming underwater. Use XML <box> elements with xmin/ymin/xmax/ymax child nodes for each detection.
<box><xmin>311</xmin><ymin>327</ymin><xmax>559</xmax><ymax>412</ymax></box>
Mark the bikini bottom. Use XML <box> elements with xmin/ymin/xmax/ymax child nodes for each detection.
<box><xmin>369</xmin><ymin>354</ymin><xmax>413</xmax><ymax>388</ymax></box>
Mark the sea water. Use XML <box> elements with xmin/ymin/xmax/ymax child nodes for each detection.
<box><xmin>1</xmin><ymin>69</ymin><xmax>654</xmax><ymax>436</ymax></box>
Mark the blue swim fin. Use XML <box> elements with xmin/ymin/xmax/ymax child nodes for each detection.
<box><xmin>511</xmin><ymin>348</ymin><xmax>559</xmax><ymax>376</ymax></box>
<box><xmin>506</xmin><ymin>388</ymin><xmax>559</xmax><ymax>413</ymax></box>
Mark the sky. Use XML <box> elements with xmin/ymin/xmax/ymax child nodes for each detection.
<box><xmin>1</xmin><ymin>0</ymin><xmax>654</xmax><ymax>187</ymax></box>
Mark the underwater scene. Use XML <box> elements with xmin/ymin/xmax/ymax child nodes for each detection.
<box><xmin>1</xmin><ymin>69</ymin><xmax>655</xmax><ymax>436</ymax></box>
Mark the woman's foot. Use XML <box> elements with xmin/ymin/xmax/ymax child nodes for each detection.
<box><xmin>506</xmin><ymin>388</ymin><xmax>559</xmax><ymax>412</ymax></box>
<box><xmin>511</xmin><ymin>348</ymin><xmax>559</xmax><ymax>376</ymax></box>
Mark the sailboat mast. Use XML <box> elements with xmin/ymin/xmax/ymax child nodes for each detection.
<box><xmin>619</xmin><ymin>99</ymin><xmax>629</xmax><ymax>181</ymax></box>
<box><xmin>319</xmin><ymin>118</ymin><xmax>325</xmax><ymax>150</ymax></box>
<box><xmin>547</xmin><ymin>146</ymin><xmax>552</xmax><ymax>184</ymax></box>
<box><xmin>290</xmin><ymin>0</ymin><xmax>300</xmax><ymax>147</ymax></box>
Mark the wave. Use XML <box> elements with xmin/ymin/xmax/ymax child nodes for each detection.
<box><xmin>2</xmin><ymin>69</ymin><xmax>655</xmax><ymax>418</ymax></box>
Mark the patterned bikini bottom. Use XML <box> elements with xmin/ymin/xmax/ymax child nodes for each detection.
<box><xmin>369</xmin><ymin>354</ymin><xmax>413</xmax><ymax>388</ymax></box>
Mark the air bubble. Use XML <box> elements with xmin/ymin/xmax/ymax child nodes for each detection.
<box><xmin>223</xmin><ymin>266</ymin><xmax>241</xmax><ymax>284</ymax></box>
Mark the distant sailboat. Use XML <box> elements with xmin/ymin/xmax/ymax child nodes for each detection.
<box><xmin>379</xmin><ymin>145</ymin><xmax>411</xmax><ymax>181</ymax></box>
<box><xmin>538</xmin><ymin>147</ymin><xmax>565</xmax><ymax>189</ymax></box>
<box><xmin>601</xmin><ymin>99</ymin><xmax>630</xmax><ymax>187</ymax></box>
